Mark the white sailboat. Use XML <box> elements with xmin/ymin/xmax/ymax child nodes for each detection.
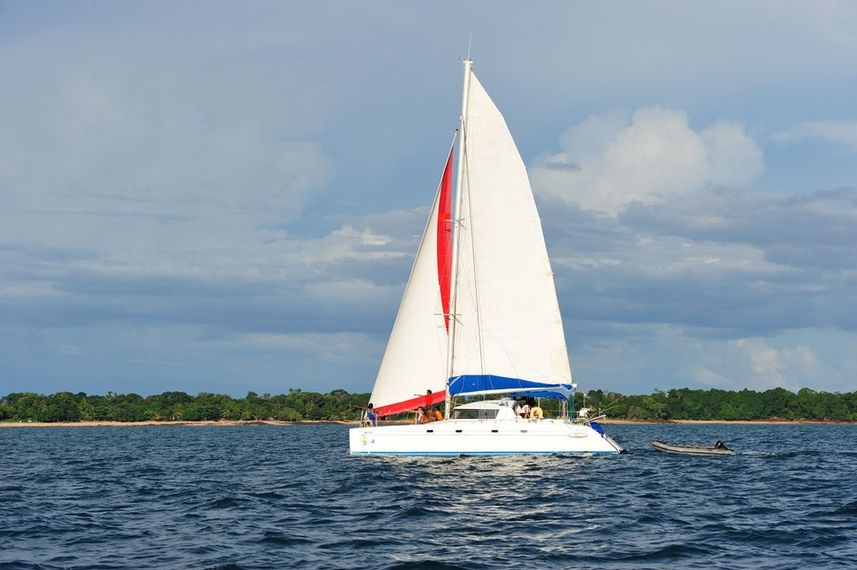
<box><xmin>349</xmin><ymin>59</ymin><xmax>623</xmax><ymax>456</ymax></box>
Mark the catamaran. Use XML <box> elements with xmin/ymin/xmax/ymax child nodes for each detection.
<box><xmin>349</xmin><ymin>59</ymin><xmax>623</xmax><ymax>456</ymax></box>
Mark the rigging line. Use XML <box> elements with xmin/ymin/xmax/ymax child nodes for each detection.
<box><xmin>463</xmin><ymin>142</ymin><xmax>486</xmax><ymax>376</ymax></box>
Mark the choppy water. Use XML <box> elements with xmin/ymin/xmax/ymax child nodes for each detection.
<box><xmin>1</xmin><ymin>423</ymin><xmax>856</xmax><ymax>569</ymax></box>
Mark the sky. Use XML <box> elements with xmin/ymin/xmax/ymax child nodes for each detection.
<box><xmin>2</xmin><ymin>1</ymin><xmax>857</xmax><ymax>397</ymax></box>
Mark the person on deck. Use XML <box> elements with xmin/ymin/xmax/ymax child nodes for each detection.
<box><xmin>520</xmin><ymin>401</ymin><xmax>531</xmax><ymax>419</ymax></box>
<box><xmin>416</xmin><ymin>406</ymin><xmax>427</xmax><ymax>424</ymax></box>
<box><xmin>431</xmin><ymin>407</ymin><xmax>443</xmax><ymax>422</ymax></box>
<box><xmin>529</xmin><ymin>405</ymin><xmax>544</xmax><ymax>420</ymax></box>
<box><xmin>365</xmin><ymin>403</ymin><xmax>377</xmax><ymax>426</ymax></box>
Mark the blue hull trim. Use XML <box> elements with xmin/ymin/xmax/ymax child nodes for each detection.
<box><xmin>351</xmin><ymin>450</ymin><xmax>620</xmax><ymax>456</ymax></box>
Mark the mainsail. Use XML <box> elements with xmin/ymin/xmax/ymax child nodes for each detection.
<box><xmin>448</xmin><ymin>71</ymin><xmax>573</xmax><ymax>396</ymax></box>
<box><xmin>369</xmin><ymin>150</ymin><xmax>453</xmax><ymax>417</ymax></box>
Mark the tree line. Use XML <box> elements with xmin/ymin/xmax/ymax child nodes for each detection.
<box><xmin>1</xmin><ymin>387</ymin><xmax>856</xmax><ymax>423</ymax></box>
<box><xmin>577</xmin><ymin>387</ymin><xmax>857</xmax><ymax>421</ymax></box>
<box><xmin>0</xmin><ymin>390</ymin><xmax>369</xmax><ymax>423</ymax></box>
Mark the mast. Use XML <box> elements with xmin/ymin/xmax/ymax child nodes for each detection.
<box><xmin>445</xmin><ymin>58</ymin><xmax>472</xmax><ymax>419</ymax></box>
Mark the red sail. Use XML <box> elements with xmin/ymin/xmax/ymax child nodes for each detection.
<box><xmin>374</xmin><ymin>390</ymin><xmax>447</xmax><ymax>418</ymax></box>
<box><xmin>437</xmin><ymin>150</ymin><xmax>454</xmax><ymax>331</ymax></box>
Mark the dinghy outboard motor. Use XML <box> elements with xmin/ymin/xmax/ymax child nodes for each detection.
<box><xmin>714</xmin><ymin>440</ymin><xmax>728</xmax><ymax>450</ymax></box>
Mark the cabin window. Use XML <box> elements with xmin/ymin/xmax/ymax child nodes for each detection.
<box><xmin>452</xmin><ymin>409</ymin><xmax>498</xmax><ymax>420</ymax></box>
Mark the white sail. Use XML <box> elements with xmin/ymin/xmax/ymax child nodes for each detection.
<box><xmin>451</xmin><ymin>72</ymin><xmax>573</xmax><ymax>389</ymax></box>
<box><xmin>369</xmin><ymin>179</ymin><xmax>450</xmax><ymax>413</ymax></box>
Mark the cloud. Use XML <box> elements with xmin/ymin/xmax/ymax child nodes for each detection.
<box><xmin>689</xmin><ymin>366</ymin><xmax>731</xmax><ymax>387</ymax></box>
<box><xmin>730</xmin><ymin>338</ymin><xmax>823</xmax><ymax>390</ymax></box>
<box><xmin>0</xmin><ymin>208</ymin><xmax>423</xmax><ymax>394</ymax></box>
<box><xmin>525</xmin><ymin>110</ymin><xmax>857</xmax><ymax>344</ymax></box>
<box><xmin>0</xmin><ymin>15</ymin><xmax>341</xmax><ymax>363</ymax></box>
<box><xmin>541</xmin><ymin>186</ymin><xmax>857</xmax><ymax>338</ymax></box>
<box><xmin>0</xmin><ymin>69</ymin><xmax>333</xmax><ymax>232</ymax></box>
<box><xmin>567</xmin><ymin>324</ymin><xmax>852</xmax><ymax>394</ymax></box>
<box><xmin>230</xmin><ymin>332</ymin><xmax>383</xmax><ymax>364</ymax></box>
<box><xmin>619</xmin><ymin>187</ymin><xmax>857</xmax><ymax>271</ymax></box>
<box><xmin>773</xmin><ymin>120</ymin><xmax>857</xmax><ymax>152</ymax></box>
<box><xmin>530</xmin><ymin>108</ymin><xmax>763</xmax><ymax>214</ymax></box>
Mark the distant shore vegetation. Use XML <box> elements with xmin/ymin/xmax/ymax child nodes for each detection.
<box><xmin>592</xmin><ymin>387</ymin><xmax>857</xmax><ymax>422</ymax></box>
<box><xmin>0</xmin><ymin>390</ymin><xmax>366</xmax><ymax>423</ymax></box>
<box><xmin>2</xmin><ymin>387</ymin><xmax>857</xmax><ymax>423</ymax></box>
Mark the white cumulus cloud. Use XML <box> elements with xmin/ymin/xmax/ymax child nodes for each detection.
<box><xmin>730</xmin><ymin>338</ymin><xmax>823</xmax><ymax>389</ymax></box>
<box><xmin>531</xmin><ymin>108</ymin><xmax>763</xmax><ymax>214</ymax></box>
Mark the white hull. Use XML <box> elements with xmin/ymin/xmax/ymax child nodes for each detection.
<box><xmin>349</xmin><ymin>419</ymin><xmax>623</xmax><ymax>456</ymax></box>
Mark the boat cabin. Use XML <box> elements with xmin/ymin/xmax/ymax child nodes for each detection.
<box><xmin>451</xmin><ymin>399</ymin><xmax>518</xmax><ymax>421</ymax></box>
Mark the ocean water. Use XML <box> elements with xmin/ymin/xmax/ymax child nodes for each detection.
<box><xmin>1</xmin><ymin>423</ymin><xmax>856</xmax><ymax>569</ymax></box>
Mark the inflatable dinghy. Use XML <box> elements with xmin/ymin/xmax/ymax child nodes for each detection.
<box><xmin>652</xmin><ymin>440</ymin><xmax>735</xmax><ymax>456</ymax></box>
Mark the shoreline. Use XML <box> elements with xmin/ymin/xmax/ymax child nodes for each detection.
<box><xmin>0</xmin><ymin>419</ymin><xmax>354</xmax><ymax>428</ymax></box>
<box><xmin>1</xmin><ymin>418</ymin><xmax>855</xmax><ymax>428</ymax></box>
<box><xmin>597</xmin><ymin>418</ymin><xmax>857</xmax><ymax>425</ymax></box>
